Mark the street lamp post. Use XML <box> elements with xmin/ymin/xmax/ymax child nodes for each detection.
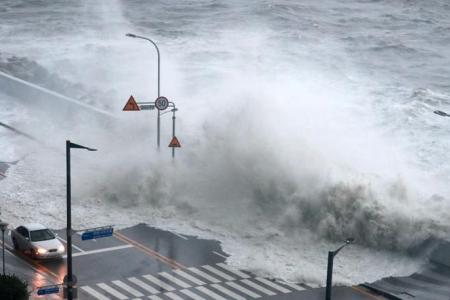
<box><xmin>0</xmin><ymin>221</ymin><xmax>8</xmax><ymax>275</ymax></box>
<box><xmin>325</xmin><ymin>238</ymin><xmax>354</xmax><ymax>300</ymax></box>
<box><xmin>65</xmin><ymin>140</ymin><xmax>96</xmax><ymax>300</ymax></box>
<box><xmin>126</xmin><ymin>33</ymin><xmax>162</xmax><ymax>150</ymax></box>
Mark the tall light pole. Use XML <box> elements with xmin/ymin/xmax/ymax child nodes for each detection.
<box><xmin>65</xmin><ymin>140</ymin><xmax>96</xmax><ymax>300</ymax></box>
<box><xmin>126</xmin><ymin>33</ymin><xmax>162</xmax><ymax>150</ymax></box>
<box><xmin>0</xmin><ymin>221</ymin><xmax>8</xmax><ymax>275</ymax></box>
<box><xmin>325</xmin><ymin>238</ymin><xmax>354</xmax><ymax>300</ymax></box>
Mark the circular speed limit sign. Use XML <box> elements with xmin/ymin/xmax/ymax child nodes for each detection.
<box><xmin>155</xmin><ymin>96</ymin><xmax>169</xmax><ymax>111</ymax></box>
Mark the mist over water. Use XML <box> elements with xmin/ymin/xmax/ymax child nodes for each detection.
<box><xmin>1</xmin><ymin>0</ymin><xmax>450</xmax><ymax>285</ymax></box>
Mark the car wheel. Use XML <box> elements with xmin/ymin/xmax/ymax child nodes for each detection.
<box><xmin>12</xmin><ymin>238</ymin><xmax>19</xmax><ymax>250</ymax></box>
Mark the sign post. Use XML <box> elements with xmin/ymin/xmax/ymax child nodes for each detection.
<box><xmin>123</xmin><ymin>95</ymin><xmax>179</xmax><ymax>158</ymax></box>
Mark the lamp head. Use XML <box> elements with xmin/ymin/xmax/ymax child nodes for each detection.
<box><xmin>345</xmin><ymin>238</ymin><xmax>355</xmax><ymax>244</ymax></box>
<box><xmin>0</xmin><ymin>221</ymin><xmax>8</xmax><ymax>232</ymax></box>
<box><xmin>126</xmin><ymin>33</ymin><xmax>137</xmax><ymax>38</ymax></box>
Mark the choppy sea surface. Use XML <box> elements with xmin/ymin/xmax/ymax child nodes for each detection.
<box><xmin>1</xmin><ymin>0</ymin><xmax>450</xmax><ymax>285</ymax></box>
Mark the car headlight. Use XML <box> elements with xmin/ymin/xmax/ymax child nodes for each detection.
<box><xmin>36</xmin><ymin>248</ymin><xmax>47</xmax><ymax>255</ymax></box>
<box><xmin>58</xmin><ymin>245</ymin><xmax>65</xmax><ymax>253</ymax></box>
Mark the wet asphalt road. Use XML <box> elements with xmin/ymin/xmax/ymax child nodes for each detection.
<box><xmin>1</xmin><ymin>224</ymin><xmax>382</xmax><ymax>300</ymax></box>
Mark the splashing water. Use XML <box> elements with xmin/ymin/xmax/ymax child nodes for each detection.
<box><xmin>1</xmin><ymin>0</ymin><xmax>450</xmax><ymax>285</ymax></box>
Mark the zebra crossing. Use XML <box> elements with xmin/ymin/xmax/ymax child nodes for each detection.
<box><xmin>80</xmin><ymin>263</ymin><xmax>310</xmax><ymax>300</ymax></box>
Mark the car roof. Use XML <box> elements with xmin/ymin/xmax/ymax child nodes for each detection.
<box><xmin>22</xmin><ymin>223</ymin><xmax>47</xmax><ymax>231</ymax></box>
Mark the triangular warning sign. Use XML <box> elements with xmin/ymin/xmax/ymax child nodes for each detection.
<box><xmin>123</xmin><ymin>95</ymin><xmax>140</xmax><ymax>111</ymax></box>
<box><xmin>168</xmin><ymin>136</ymin><xmax>181</xmax><ymax>148</ymax></box>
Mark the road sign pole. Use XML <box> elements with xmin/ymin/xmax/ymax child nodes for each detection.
<box><xmin>2</xmin><ymin>229</ymin><xmax>5</xmax><ymax>275</ymax></box>
<box><xmin>157</xmin><ymin>110</ymin><xmax>160</xmax><ymax>150</ymax></box>
<box><xmin>172</xmin><ymin>109</ymin><xmax>176</xmax><ymax>159</ymax></box>
<box><xmin>66</xmin><ymin>141</ymin><xmax>73</xmax><ymax>300</ymax></box>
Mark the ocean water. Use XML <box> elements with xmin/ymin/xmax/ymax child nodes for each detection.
<box><xmin>1</xmin><ymin>0</ymin><xmax>450</xmax><ymax>285</ymax></box>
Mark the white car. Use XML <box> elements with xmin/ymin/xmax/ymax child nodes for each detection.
<box><xmin>11</xmin><ymin>223</ymin><xmax>65</xmax><ymax>259</ymax></box>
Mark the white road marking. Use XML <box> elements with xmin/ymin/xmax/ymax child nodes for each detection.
<box><xmin>282</xmin><ymin>282</ymin><xmax>306</xmax><ymax>291</ymax></box>
<box><xmin>255</xmin><ymin>277</ymin><xmax>291</xmax><ymax>293</ymax></box>
<box><xmin>159</xmin><ymin>272</ymin><xmax>191</xmax><ymax>288</ymax></box>
<box><xmin>211</xmin><ymin>284</ymin><xmax>246</xmax><ymax>300</ymax></box>
<box><xmin>81</xmin><ymin>286</ymin><xmax>110</xmax><ymax>300</ymax></box>
<box><xmin>180</xmin><ymin>289</ymin><xmax>206</xmax><ymax>300</ymax></box>
<box><xmin>225</xmin><ymin>281</ymin><xmax>261</xmax><ymax>298</ymax></box>
<box><xmin>241</xmin><ymin>279</ymin><xmax>276</xmax><ymax>296</ymax></box>
<box><xmin>171</xmin><ymin>232</ymin><xmax>188</xmax><ymax>240</ymax></box>
<box><xmin>212</xmin><ymin>251</ymin><xmax>228</xmax><ymax>259</ymax></box>
<box><xmin>112</xmin><ymin>280</ymin><xmax>144</xmax><ymax>297</ymax></box>
<box><xmin>216</xmin><ymin>263</ymin><xmax>250</xmax><ymax>278</ymax></box>
<box><xmin>63</xmin><ymin>245</ymin><xmax>133</xmax><ymax>258</ymax></box>
<box><xmin>195</xmin><ymin>286</ymin><xmax>227</xmax><ymax>300</ymax></box>
<box><xmin>188</xmin><ymin>267</ymin><xmax>221</xmax><ymax>283</ymax></box>
<box><xmin>57</xmin><ymin>236</ymin><xmax>84</xmax><ymax>252</ymax></box>
<box><xmin>165</xmin><ymin>292</ymin><xmax>185</xmax><ymax>300</ymax></box>
<box><xmin>148</xmin><ymin>296</ymin><xmax>164</xmax><ymax>300</ymax></box>
<box><xmin>202</xmin><ymin>265</ymin><xmax>235</xmax><ymax>281</ymax></box>
<box><xmin>173</xmin><ymin>269</ymin><xmax>206</xmax><ymax>286</ymax></box>
<box><xmin>143</xmin><ymin>274</ymin><xmax>175</xmax><ymax>292</ymax></box>
<box><xmin>128</xmin><ymin>277</ymin><xmax>160</xmax><ymax>294</ymax></box>
<box><xmin>97</xmin><ymin>283</ymin><xmax>128</xmax><ymax>300</ymax></box>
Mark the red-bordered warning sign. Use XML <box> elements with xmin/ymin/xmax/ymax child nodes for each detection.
<box><xmin>168</xmin><ymin>136</ymin><xmax>181</xmax><ymax>148</ymax></box>
<box><xmin>123</xmin><ymin>95</ymin><xmax>140</xmax><ymax>111</ymax></box>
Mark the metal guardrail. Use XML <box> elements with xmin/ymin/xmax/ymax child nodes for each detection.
<box><xmin>0</xmin><ymin>70</ymin><xmax>116</xmax><ymax>122</ymax></box>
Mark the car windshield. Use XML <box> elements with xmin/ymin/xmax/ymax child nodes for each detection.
<box><xmin>30</xmin><ymin>229</ymin><xmax>55</xmax><ymax>242</ymax></box>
